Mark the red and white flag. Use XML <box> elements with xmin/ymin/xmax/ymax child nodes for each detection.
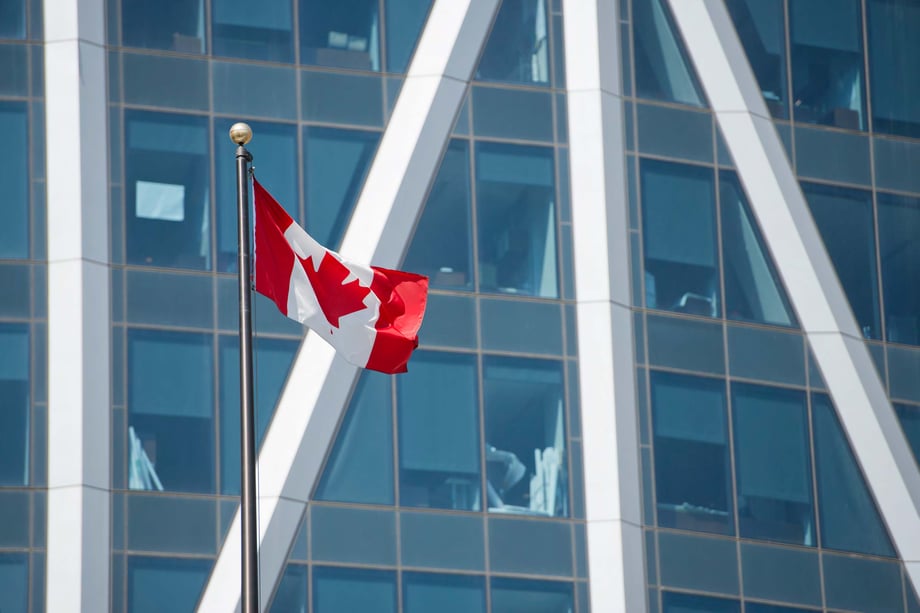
<box><xmin>253</xmin><ymin>178</ymin><xmax>428</xmax><ymax>374</ymax></box>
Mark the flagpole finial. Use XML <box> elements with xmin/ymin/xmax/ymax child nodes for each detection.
<box><xmin>229</xmin><ymin>122</ymin><xmax>253</xmax><ymax>145</ymax></box>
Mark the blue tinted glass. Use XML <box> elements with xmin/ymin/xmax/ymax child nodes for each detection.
<box><xmin>662</xmin><ymin>591</ymin><xmax>739</xmax><ymax>613</ymax></box>
<box><xmin>397</xmin><ymin>351</ymin><xmax>480</xmax><ymax>510</ymax></box>
<box><xmin>313</xmin><ymin>567</ymin><xmax>396</xmax><ymax>613</ymax></box>
<box><xmin>720</xmin><ymin>172</ymin><xmax>794</xmax><ymax>327</ymax></box>
<box><xmin>270</xmin><ymin>565</ymin><xmax>308</xmax><ymax>613</ymax></box>
<box><xmin>125</xmin><ymin>111</ymin><xmax>211</xmax><ymax>270</ymax></box>
<box><xmin>745</xmin><ymin>605</ymin><xmax>818</xmax><ymax>613</ymax></box>
<box><xmin>732</xmin><ymin>384</ymin><xmax>814</xmax><ymax>546</ymax></box>
<box><xmin>122</xmin><ymin>0</ymin><xmax>204</xmax><ymax>52</ymax></box>
<box><xmin>868</xmin><ymin>0</ymin><xmax>920</xmax><ymax>138</ymax></box>
<box><xmin>789</xmin><ymin>0</ymin><xmax>865</xmax><ymax>130</ymax></box>
<box><xmin>811</xmin><ymin>393</ymin><xmax>895</xmax><ymax>556</ymax></box>
<box><xmin>642</xmin><ymin>160</ymin><xmax>719</xmax><ymax>318</ymax></box>
<box><xmin>127</xmin><ymin>556</ymin><xmax>211</xmax><ymax>613</ymax></box>
<box><xmin>385</xmin><ymin>0</ymin><xmax>433</xmax><ymax>72</ymax></box>
<box><xmin>303</xmin><ymin>126</ymin><xmax>380</xmax><ymax>249</ymax></box>
<box><xmin>128</xmin><ymin>329</ymin><xmax>214</xmax><ymax>493</ymax></box>
<box><xmin>491</xmin><ymin>578</ymin><xmax>572</xmax><ymax>613</ymax></box>
<box><xmin>476</xmin><ymin>142</ymin><xmax>557</xmax><ymax>298</ymax></box>
<box><xmin>895</xmin><ymin>403</ymin><xmax>920</xmax><ymax>469</ymax></box>
<box><xmin>0</xmin><ymin>102</ymin><xmax>28</xmax><ymax>258</ymax></box>
<box><xmin>724</xmin><ymin>0</ymin><xmax>787</xmax><ymax>117</ymax></box>
<box><xmin>212</xmin><ymin>0</ymin><xmax>293</xmax><ymax>62</ymax></box>
<box><xmin>878</xmin><ymin>191</ymin><xmax>920</xmax><ymax>346</ymax></box>
<box><xmin>300</xmin><ymin>0</ymin><xmax>380</xmax><ymax>71</ymax></box>
<box><xmin>483</xmin><ymin>357</ymin><xmax>567</xmax><ymax>516</ymax></box>
<box><xmin>477</xmin><ymin>0</ymin><xmax>549</xmax><ymax>85</ymax></box>
<box><xmin>0</xmin><ymin>324</ymin><xmax>29</xmax><ymax>486</ymax></box>
<box><xmin>652</xmin><ymin>371</ymin><xmax>732</xmax><ymax>535</ymax></box>
<box><xmin>632</xmin><ymin>0</ymin><xmax>705</xmax><ymax>106</ymax></box>
<box><xmin>0</xmin><ymin>0</ymin><xmax>25</xmax><ymax>38</ymax></box>
<box><xmin>803</xmin><ymin>182</ymin><xmax>880</xmax><ymax>340</ymax></box>
<box><xmin>315</xmin><ymin>371</ymin><xmax>394</xmax><ymax>505</ymax></box>
<box><xmin>403</xmin><ymin>572</ymin><xmax>485</xmax><ymax>613</ymax></box>
<box><xmin>0</xmin><ymin>554</ymin><xmax>27</xmax><ymax>613</ymax></box>
<box><xmin>404</xmin><ymin>140</ymin><xmax>473</xmax><ymax>291</ymax></box>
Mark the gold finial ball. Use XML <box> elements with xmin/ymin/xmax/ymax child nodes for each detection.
<box><xmin>229</xmin><ymin>122</ymin><xmax>253</xmax><ymax>145</ymax></box>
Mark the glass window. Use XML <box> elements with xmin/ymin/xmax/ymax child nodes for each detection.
<box><xmin>477</xmin><ymin>0</ymin><xmax>550</xmax><ymax>85</ymax></box>
<box><xmin>300</xmin><ymin>0</ymin><xmax>380</xmax><ymax>71</ymax></box>
<box><xmin>313</xmin><ymin>567</ymin><xmax>396</xmax><ymax>613</ymax></box>
<box><xmin>403</xmin><ymin>572</ymin><xmax>485</xmax><ymax>613</ymax></box>
<box><xmin>0</xmin><ymin>102</ymin><xmax>28</xmax><ymax>258</ymax></box>
<box><xmin>724</xmin><ymin>0</ymin><xmax>787</xmax><ymax>117</ymax></box>
<box><xmin>303</xmin><ymin>126</ymin><xmax>380</xmax><ymax>249</ymax></box>
<box><xmin>632</xmin><ymin>0</ymin><xmax>705</xmax><ymax>106</ymax></box>
<box><xmin>483</xmin><ymin>357</ymin><xmax>567</xmax><ymax>517</ymax></box>
<box><xmin>212</xmin><ymin>0</ymin><xmax>293</xmax><ymax>62</ymax></box>
<box><xmin>651</xmin><ymin>371</ymin><xmax>732</xmax><ymax>535</ymax></box>
<box><xmin>270</xmin><ymin>565</ymin><xmax>308</xmax><ymax>613</ymax></box>
<box><xmin>404</xmin><ymin>140</ymin><xmax>474</xmax><ymax>291</ymax></box>
<box><xmin>491</xmin><ymin>578</ymin><xmax>573</xmax><ymax>613</ymax></box>
<box><xmin>662</xmin><ymin>591</ymin><xmax>739</xmax><ymax>613</ymax></box>
<box><xmin>732</xmin><ymin>384</ymin><xmax>814</xmax><ymax>546</ymax></box>
<box><xmin>127</xmin><ymin>556</ymin><xmax>211</xmax><ymax>613</ymax></box>
<box><xmin>894</xmin><ymin>403</ymin><xmax>920</xmax><ymax>469</ymax></box>
<box><xmin>128</xmin><ymin>330</ymin><xmax>214</xmax><ymax>494</ymax></box>
<box><xmin>720</xmin><ymin>172</ymin><xmax>794</xmax><ymax>327</ymax></box>
<box><xmin>125</xmin><ymin>111</ymin><xmax>211</xmax><ymax>270</ymax></box>
<box><xmin>385</xmin><ymin>0</ymin><xmax>433</xmax><ymax>73</ymax></box>
<box><xmin>315</xmin><ymin>371</ymin><xmax>394</xmax><ymax>505</ymax></box>
<box><xmin>642</xmin><ymin>160</ymin><xmax>719</xmax><ymax>318</ymax></box>
<box><xmin>122</xmin><ymin>0</ymin><xmax>205</xmax><ymax>53</ymax></box>
<box><xmin>789</xmin><ymin>0</ymin><xmax>865</xmax><ymax>129</ymax></box>
<box><xmin>0</xmin><ymin>554</ymin><xmax>26</xmax><ymax>613</ymax></box>
<box><xmin>878</xmin><ymin>191</ymin><xmax>920</xmax><ymax>345</ymax></box>
<box><xmin>0</xmin><ymin>0</ymin><xmax>25</xmax><ymax>38</ymax></box>
<box><xmin>811</xmin><ymin>393</ymin><xmax>895</xmax><ymax>557</ymax></box>
<box><xmin>475</xmin><ymin>142</ymin><xmax>557</xmax><ymax>298</ymax></box>
<box><xmin>745</xmin><ymin>605</ymin><xmax>819</xmax><ymax>613</ymax></box>
<box><xmin>0</xmin><ymin>324</ymin><xmax>29</xmax><ymax>486</ymax></box>
<box><xmin>803</xmin><ymin>182</ymin><xmax>879</xmax><ymax>339</ymax></box>
<box><xmin>397</xmin><ymin>352</ymin><xmax>480</xmax><ymax>510</ymax></box>
<box><xmin>868</xmin><ymin>0</ymin><xmax>920</xmax><ymax>138</ymax></box>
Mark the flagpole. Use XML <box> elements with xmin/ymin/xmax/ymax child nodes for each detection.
<box><xmin>230</xmin><ymin>122</ymin><xmax>259</xmax><ymax>613</ymax></box>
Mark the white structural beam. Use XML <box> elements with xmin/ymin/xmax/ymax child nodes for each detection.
<box><xmin>562</xmin><ymin>1</ymin><xmax>646</xmax><ymax>611</ymax></box>
<box><xmin>44</xmin><ymin>0</ymin><xmax>110</xmax><ymax>610</ymax></box>
<box><xmin>668</xmin><ymin>0</ymin><xmax>920</xmax><ymax>592</ymax></box>
<box><xmin>197</xmin><ymin>1</ymin><xmax>500</xmax><ymax>610</ymax></box>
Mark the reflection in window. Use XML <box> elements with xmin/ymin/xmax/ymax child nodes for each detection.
<box><xmin>483</xmin><ymin>357</ymin><xmax>567</xmax><ymax>517</ymax></box>
<box><xmin>0</xmin><ymin>102</ymin><xmax>28</xmax><ymax>258</ymax></box>
<box><xmin>633</xmin><ymin>0</ymin><xmax>704</xmax><ymax>106</ymax></box>
<box><xmin>122</xmin><ymin>0</ymin><xmax>204</xmax><ymax>53</ymax></box>
<box><xmin>0</xmin><ymin>0</ymin><xmax>25</xmax><ymax>38</ymax></box>
<box><xmin>732</xmin><ymin>384</ymin><xmax>814</xmax><ymax>546</ymax></box>
<box><xmin>125</xmin><ymin>112</ymin><xmax>210</xmax><ymax>270</ymax></box>
<box><xmin>403</xmin><ymin>572</ymin><xmax>485</xmax><ymax>613</ymax></box>
<box><xmin>652</xmin><ymin>371</ymin><xmax>732</xmax><ymax>535</ymax></box>
<box><xmin>642</xmin><ymin>160</ymin><xmax>719</xmax><ymax>318</ymax></box>
<box><xmin>404</xmin><ymin>140</ymin><xmax>473</xmax><ymax>291</ymax></box>
<box><xmin>385</xmin><ymin>0</ymin><xmax>433</xmax><ymax>73</ymax></box>
<box><xmin>868</xmin><ymin>0</ymin><xmax>920</xmax><ymax>138</ymax></box>
<box><xmin>895</xmin><ymin>403</ymin><xmax>920</xmax><ymax>469</ymax></box>
<box><xmin>477</xmin><ymin>0</ymin><xmax>549</xmax><ymax>85</ymax></box>
<box><xmin>269</xmin><ymin>565</ymin><xmax>308</xmax><ymax>613</ymax></box>
<box><xmin>0</xmin><ymin>554</ymin><xmax>27</xmax><ymax>613</ymax></box>
<box><xmin>300</xmin><ymin>0</ymin><xmax>380</xmax><ymax>71</ymax></box>
<box><xmin>476</xmin><ymin>143</ymin><xmax>557</xmax><ymax>297</ymax></box>
<box><xmin>212</xmin><ymin>0</ymin><xmax>293</xmax><ymax>62</ymax></box>
<box><xmin>128</xmin><ymin>330</ymin><xmax>214</xmax><ymax>493</ymax></box>
<box><xmin>812</xmin><ymin>393</ymin><xmax>895</xmax><ymax>557</ymax></box>
<box><xmin>398</xmin><ymin>352</ymin><xmax>480</xmax><ymax>510</ymax></box>
<box><xmin>313</xmin><ymin>567</ymin><xmax>396</xmax><ymax>613</ymax></box>
<box><xmin>721</xmin><ymin>172</ymin><xmax>794</xmax><ymax>327</ymax></box>
<box><xmin>491</xmin><ymin>578</ymin><xmax>573</xmax><ymax>613</ymax></box>
<box><xmin>128</xmin><ymin>556</ymin><xmax>211</xmax><ymax>613</ymax></box>
<box><xmin>304</xmin><ymin>126</ymin><xmax>380</xmax><ymax>249</ymax></box>
<box><xmin>803</xmin><ymin>183</ymin><xmax>879</xmax><ymax>339</ymax></box>
<box><xmin>0</xmin><ymin>325</ymin><xmax>28</xmax><ymax>486</ymax></box>
<box><xmin>725</xmin><ymin>0</ymin><xmax>787</xmax><ymax>117</ymax></box>
<box><xmin>789</xmin><ymin>0</ymin><xmax>865</xmax><ymax>130</ymax></box>
<box><xmin>879</xmin><ymin>192</ymin><xmax>920</xmax><ymax>345</ymax></box>
<box><xmin>662</xmin><ymin>591</ymin><xmax>739</xmax><ymax>613</ymax></box>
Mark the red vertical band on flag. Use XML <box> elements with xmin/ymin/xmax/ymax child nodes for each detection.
<box><xmin>253</xmin><ymin>178</ymin><xmax>296</xmax><ymax>317</ymax></box>
<box><xmin>366</xmin><ymin>267</ymin><xmax>429</xmax><ymax>374</ymax></box>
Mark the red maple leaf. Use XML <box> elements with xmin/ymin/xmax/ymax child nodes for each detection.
<box><xmin>299</xmin><ymin>252</ymin><xmax>371</xmax><ymax>328</ymax></box>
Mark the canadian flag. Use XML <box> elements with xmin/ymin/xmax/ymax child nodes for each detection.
<box><xmin>253</xmin><ymin>178</ymin><xmax>428</xmax><ymax>374</ymax></box>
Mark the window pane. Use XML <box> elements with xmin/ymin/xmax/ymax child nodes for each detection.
<box><xmin>0</xmin><ymin>324</ymin><xmax>29</xmax><ymax>486</ymax></box>
<box><xmin>642</xmin><ymin>160</ymin><xmax>719</xmax><ymax>318</ymax></box>
<box><xmin>661</xmin><ymin>591</ymin><xmax>739</xmax><ymax>613</ymax></box>
<box><xmin>125</xmin><ymin>111</ymin><xmax>211</xmax><ymax>270</ymax></box>
<box><xmin>300</xmin><ymin>0</ymin><xmax>380</xmax><ymax>71</ymax></box>
<box><xmin>633</xmin><ymin>0</ymin><xmax>705</xmax><ymax>106</ymax></box>
<box><xmin>789</xmin><ymin>0</ymin><xmax>865</xmax><ymax>129</ymax></box>
<box><xmin>0</xmin><ymin>102</ymin><xmax>28</xmax><ymax>258</ymax></box>
<box><xmin>127</xmin><ymin>556</ymin><xmax>211</xmax><ymax>613</ymax></box>
<box><xmin>732</xmin><ymin>384</ymin><xmax>814</xmax><ymax>546</ymax></box>
<box><xmin>490</xmin><ymin>578</ymin><xmax>573</xmax><ymax>613</ymax></box>
<box><xmin>477</xmin><ymin>0</ymin><xmax>549</xmax><ymax>86</ymax></box>
<box><xmin>483</xmin><ymin>357</ymin><xmax>567</xmax><ymax>517</ymax></box>
<box><xmin>811</xmin><ymin>393</ymin><xmax>895</xmax><ymax>556</ymax></box>
<box><xmin>894</xmin><ymin>403</ymin><xmax>920</xmax><ymax>469</ymax></box>
<box><xmin>403</xmin><ymin>572</ymin><xmax>485</xmax><ymax>613</ymax></box>
<box><xmin>122</xmin><ymin>0</ymin><xmax>204</xmax><ymax>53</ymax></box>
<box><xmin>128</xmin><ymin>330</ymin><xmax>214</xmax><ymax>493</ymax></box>
<box><xmin>212</xmin><ymin>0</ymin><xmax>293</xmax><ymax>62</ymax></box>
<box><xmin>476</xmin><ymin>142</ymin><xmax>557</xmax><ymax>298</ymax></box>
<box><xmin>868</xmin><ymin>0</ymin><xmax>920</xmax><ymax>138</ymax></box>
<box><xmin>313</xmin><ymin>567</ymin><xmax>396</xmax><ymax>613</ymax></box>
<box><xmin>878</xmin><ymin>191</ymin><xmax>920</xmax><ymax>345</ymax></box>
<box><xmin>397</xmin><ymin>352</ymin><xmax>480</xmax><ymax>510</ymax></box>
<box><xmin>651</xmin><ymin>371</ymin><xmax>732</xmax><ymax>535</ymax></box>
<box><xmin>0</xmin><ymin>0</ymin><xmax>25</xmax><ymax>38</ymax></box>
<box><xmin>745</xmin><ymin>605</ymin><xmax>819</xmax><ymax>613</ymax></box>
<box><xmin>385</xmin><ymin>0</ymin><xmax>433</xmax><ymax>73</ymax></box>
<box><xmin>270</xmin><ymin>565</ymin><xmax>308</xmax><ymax>613</ymax></box>
<box><xmin>725</xmin><ymin>0</ymin><xmax>787</xmax><ymax>117</ymax></box>
<box><xmin>404</xmin><ymin>140</ymin><xmax>474</xmax><ymax>291</ymax></box>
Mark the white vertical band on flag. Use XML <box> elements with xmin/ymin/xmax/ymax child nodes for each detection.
<box><xmin>667</xmin><ymin>0</ymin><xmax>920</xmax><ymax>591</ymax></box>
<box><xmin>562</xmin><ymin>0</ymin><xmax>647</xmax><ymax>611</ymax></box>
<box><xmin>44</xmin><ymin>0</ymin><xmax>111</xmax><ymax>610</ymax></box>
<box><xmin>197</xmin><ymin>0</ymin><xmax>501</xmax><ymax>610</ymax></box>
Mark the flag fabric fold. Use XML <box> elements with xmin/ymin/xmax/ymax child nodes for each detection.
<box><xmin>253</xmin><ymin>177</ymin><xmax>427</xmax><ymax>374</ymax></box>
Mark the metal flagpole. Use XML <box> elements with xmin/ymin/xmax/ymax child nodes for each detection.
<box><xmin>230</xmin><ymin>122</ymin><xmax>259</xmax><ymax>613</ymax></box>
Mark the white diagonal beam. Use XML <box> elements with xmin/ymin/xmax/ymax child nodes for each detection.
<box><xmin>562</xmin><ymin>0</ymin><xmax>646</xmax><ymax>611</ymax></box>
<box><xmin>667</xmin><ymin>0</ymin><xmax>920</xmax><ymax>591</ymax></box>
<box><xmin>197</xmin><ymin>1</ymin><xmax>501</xmax><ymax>610</ymax></box>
